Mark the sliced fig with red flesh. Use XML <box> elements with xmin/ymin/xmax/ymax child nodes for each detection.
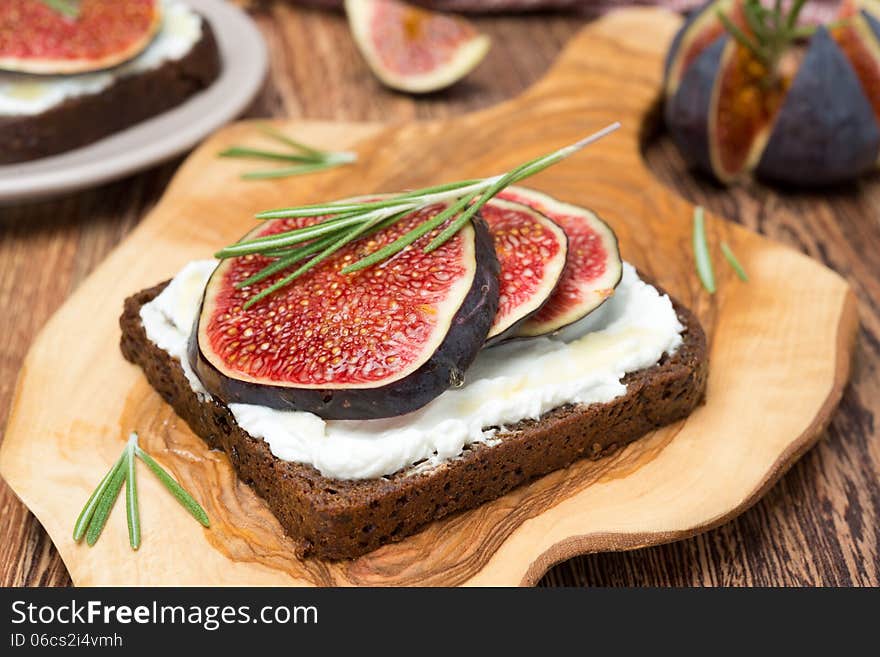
<box><xmin>481</xmin><ymin>198</ymin><xmax>568</xmax><ymax>346</ymax></box>
<box><xmin>190</xmin><ymin>205</ymin><xmax>500</xmax><ymax>420</ymax></box>
<box><xmin>345</xmin><ymin>0</ymin><xmax>490</xmax><ymax>93</ymax></box>
<box><xmin>497</xmin><ymin>187</ymin><xmax>622</xmax><ymax>340</ymax></box>
<box><xmin>0</xmin><ymin>0</ymin><xmax>162</xmax><ymax>75</ymax></box>
<box><xmin>756</xmin><ymin>26</ymin><xmax>880</xmax><ymax>186</ymax></box>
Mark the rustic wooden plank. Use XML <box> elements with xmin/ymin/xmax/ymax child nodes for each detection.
<box><xmin>0</xmin><ymin>2</ymin><xmax>876</xmax><ymax>586</ymax></box>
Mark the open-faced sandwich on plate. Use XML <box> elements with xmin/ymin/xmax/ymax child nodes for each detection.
<box><xmin>0</xmin><ymin>0</ymin><xmax>221</xmax><ymax>164</ymax></box>
<box><xmin>119</xmin><ymin>128</ymin><xmax>709</xmax><ymax>560</ymax></box>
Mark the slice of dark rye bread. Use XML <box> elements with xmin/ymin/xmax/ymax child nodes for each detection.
<box><xmin>0</xmin><ymin>21</ymin><xmax>220</xmax><ymax>165</ymax></box>
<box><xmin>120</xmin><ymin>281</ymin><xmax>708</xmax><ymax>560</ymax></box>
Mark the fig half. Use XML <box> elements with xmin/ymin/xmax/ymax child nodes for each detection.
<box><xmin>345</xmin><ymin>0</ymin><xmax>491</xmax><ymax>93</ymax></box>
<box><xmin>190</xmin><ymin>205</ymin><xmax>500</xmax><ymax>420</ymax></box>
<box><xmin>0</xmin><ymin>0</ymin><xmax>162</xmax><ymax>75</ymax></box>
<box><xmin>756</xmin><ymin>26</ymin><xmax>880</xmax><ymax>186</ymax></box>
<box><xmin>497</xmin><ymin>187</ymin><xmax>622</xmax><ymax>339</ymax></box>
<box><xmin>482</xmin><ymin>198</ymin><xmax>568</xmax><ymax>346</ymax></box>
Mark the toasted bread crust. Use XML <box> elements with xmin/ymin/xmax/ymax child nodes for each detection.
<box><xmin>121</xmin><ymin>281</ymin><xmax>708</xmax><ymax>560</ymax></box>
<box><xmin>0</xmin><ymin>22</ymin><xmax>220</xmax><ymax>165</ymax></box>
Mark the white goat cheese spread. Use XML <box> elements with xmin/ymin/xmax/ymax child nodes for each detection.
<box><xmin>0</xmin><ymin>0</ymin><xmax>202</xmax><ymax>117</ymax></box>
<box><xmin>140</xmin><ymin>259</ymin><xmax>685</xmax><ymax>480</ymax></box>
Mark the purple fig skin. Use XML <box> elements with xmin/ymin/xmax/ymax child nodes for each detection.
<box><xmin>665</xmin><ymin>35</ymin><xmax>727</xmax><ymax>178</ymax></box>
<box><xmin>756</xmin><ymin>26</ymin><xmax>880</xmax><ymax>186</ymax></box>
<box><xmin>663</xmin><ymin>0</ymin><xmax>720</xmax><ymax>88</ymax></box>
<box><xmin>864</xmin><ymin>8</ymin><xmax>880</xmax><ymax>42</ymax></box>
<box><xmin>189</xmin><ymin>216</ymin><xmax>500</xmax><ymax>421</ymax></box>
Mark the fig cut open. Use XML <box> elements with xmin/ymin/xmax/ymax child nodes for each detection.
<box><xmin>345</xmin><ymin>0</ymin><xmax>491</xmax><ymax>93</ymax></box>
<box><xmin>497</xmin><ymin>187</ymin><xmax>622</xmax><ymax>340</ymax></box>
<box><xmin>482</xmin><ymin>198</ymin><xmax>568</xmax><ymax>346</ymax></box>
<box><xmin>0</xmin><ymin>0</ymin><xmax>162</xmax><ymax>75</ymax></box>
<box><xmin>665</xmin><ymin>0</ymin><xmax>880</xmax><ymax>185</ymax></box>
<box><xmin>190</xmin><ymin>205</ymin><xmax>500</xmax><ymax>420</ymax></box>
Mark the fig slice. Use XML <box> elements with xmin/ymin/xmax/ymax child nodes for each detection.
<box><xmin>482</xmin><ymin>198</ymin><xmax>568</xmax><ymax>346</ymax></box>
<box><xmin>666</xmin><ymin>36</ymin><xmax>728</xmax><ymax>177</ymax></box>
<box><xmin>707</xmin><ymin>37</ymin><xmax>792</xmax><ymax>182</ymax></box>
<box><xmin>345</xmin><ymin>0</ymin><xmax>491</xmax><ymax>93</ymax></box>
<box><xmin>0</xmin><ymin>0</ymin><xmax>163</xmax><ymax>75</ymax></box>
<box><xmin>756</xmin><ymin>26</ymin><xmax>880</xmax><ymax>186</ymax></box>
<box><xmin>497</xmin><ymin>187</ymin><xmax>622</xmax><ymax>340</ymax></box>
<box><xmin>189</xmin><ymin>205</ymin><xmax>500</xmax><ymax>420</ymax></box>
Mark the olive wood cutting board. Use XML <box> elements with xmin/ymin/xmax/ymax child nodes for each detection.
<box><xmin>0</xmin><ymin>7</ymin><xmax>858</xmax><ymax>586</ymax></box>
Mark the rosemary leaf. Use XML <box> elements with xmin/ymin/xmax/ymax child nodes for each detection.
<box><xmin>721</xmin><ymin>241</ymin><xmax>749</xmax><ymax>281</ymax></box>
<box><xmin>243</xmin><ymin>209</ymin><xmax>411</xmax><ymax>309</ymax></box>
<box><xmin>254</xmin><ymin>185</ymin><xmax>476</xmax><ymax>220</ymax></box>
<box><xmin>85</xmin><ymin>450</ymin><xmax>128</xmax><ymax>546</ymax></box>
<box><xmin>786</xmin><ymin>0</ymin><xmax>808</xmax><ymax>30</ymax></box>
<box><xmin>136</xmin><ymin>447</ymin><xmax>210</xmax><ymax>528</ymax></box>
<box><xmin>219</xmin><ymin>147</ymin><xmax>321</xmax><ymax>164</ymax></box>
<box><xmin>717</xmin><ymin>10</ymin><xmax>770</xmax><ymax>65</ymax></box>
<box><xmin>241</xmin><ymin>160</ymin><xmax>348</xmax><ymax>181</ymax></box>
<box><xmin>125</xmin><ymin>434</ymin><xmax>141</xmax><ymax>550</ymax></box>
<box><xmin>73</xmin><ymin>453</ymin><xmax>125</xmax><ymax>542</ymax></box>
<box><xmin>743</xmin><ymin>0</ymin><xmax>768</xmax><ymax>42</ymax></box>
<box><xmin>236</xmin><ymin>235</ymin><xmax>342</xmax><ymax>289</ymax></box>
<box><xmin>423</xmin><ymin>195</ymin><xmax>487</xmax><ymax>252</ymax></box>
<box><xmin>39</xmin><ymin>0</ymin><xmax>79</xmax><ymax>18</ymax></box>
<box><xmin>343</xmin><ymin>192</ymin><xmax>477</xmax><ymax>274</ymax></box>
<box><xmin>693</xmin><ymin>206</ymin><xmax>716</xmax><ymax>294</ymax></box>
<box><xmin>216</xmin><ymin>212</ymin><xmax>373</xmax><ymax>257</ymax></box>
<box><xmin>258</xmin><ymin>125</ymin><xmax>326</xmax><ymax>160</ymax></box>
<box><xmin>221</xmin><ymin>126</ymin><xmax>357</xmax><ymax>181</ymax></box>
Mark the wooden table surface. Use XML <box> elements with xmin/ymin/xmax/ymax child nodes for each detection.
<box><xmin>0</xmin><ymin>2</ymin><xmax>877</xmax><ymax>587</ymax></box>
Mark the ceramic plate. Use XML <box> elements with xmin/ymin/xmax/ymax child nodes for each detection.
<box><xmin>0</xmin><ymin>0</ymin><xmax>267</xmax><ymax>204</ymax></box>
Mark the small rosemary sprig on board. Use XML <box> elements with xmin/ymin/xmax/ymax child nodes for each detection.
<box><xmin>693</xmin><ymin>207</ymin><xmax>717</xmax><ymax>294</ymax></box>
<box><xmin>721</xmin><ymin>241</ymin><xmax>749</xmax><ymax>281</ymax></box>
<box><xmin>220</xmin><ymin>125</ymin><xmax>357</xmax><ymax>181</ymax></box>
<box><xmin>39</xmin><ymin>0</ymin><xmax>80</xmax><ymax>19</ymax></box>
<box><xmin>73</xmin><ymin>432</ymin><xmax>209</xmax><ymax>550</ymax></box>
<box><xmin>219</xmin><ymin>122</ymin><xmax>621</xmax><ymax>309</ymax></box>
<box><xmin>692</xmin><ymin>206</ymin><xmax>749</xmax><ymax>293</ymax></box>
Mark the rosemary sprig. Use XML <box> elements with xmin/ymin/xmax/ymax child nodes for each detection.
<box><xmin>72</xmin><ymin>453</ymin><xmax>124</xmax><ymax>543</ymax></box>
<box><xmin>73</xmin><ymin>432</ymin><xmax>209</xmax><ymax>550</ymax></box>
<box><xmin>85</xmin><ymin>453</ymin><xmax>127</xmax><ymax>547</ymax></box>
<box><xmin>219</xmin><ymin>122</ymin><xmax>621</xmax><ymax>308</ymax></box>
<box><xmin>721</xmin><ymin>241</ymin><xmax>749</xmax><ymax>281</ymax></box>
<box><xmin>39</xmin><ymin>0</ymin><xmax>80</xmax><ymax>19</ymax></box>
<box><xmin>125</xmin><ymin>435</ymin><xmax>140</xmax><ymax>550</ymax></box>
<box><xmin>135</xmin><ymin>447</ymin><xmax>210</xmax><ymax>528</ymax></box>
<box><xmin>693</xmin><ymin>206</ymin><xmax>716</xmax><ymax>294</ymax></box>
<box><xmin>220</xmin><ymin>125</ymin><xmax>357</xmax><ymax>181</ymax></box>
<box><xmin>692</xmin><ymin>208</ymin><xmax>750</xmax><ymax>292</ymax></box>
<box><xmin>716</xmin><ymin>0</ymin><xmax>813</xmax><ymax>82</ymax></box>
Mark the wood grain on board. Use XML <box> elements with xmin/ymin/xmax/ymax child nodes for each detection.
<box><xmin>0</xmin><ymin>3</ymin><xmax>876</xmax><ymax>586</ymax></box>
